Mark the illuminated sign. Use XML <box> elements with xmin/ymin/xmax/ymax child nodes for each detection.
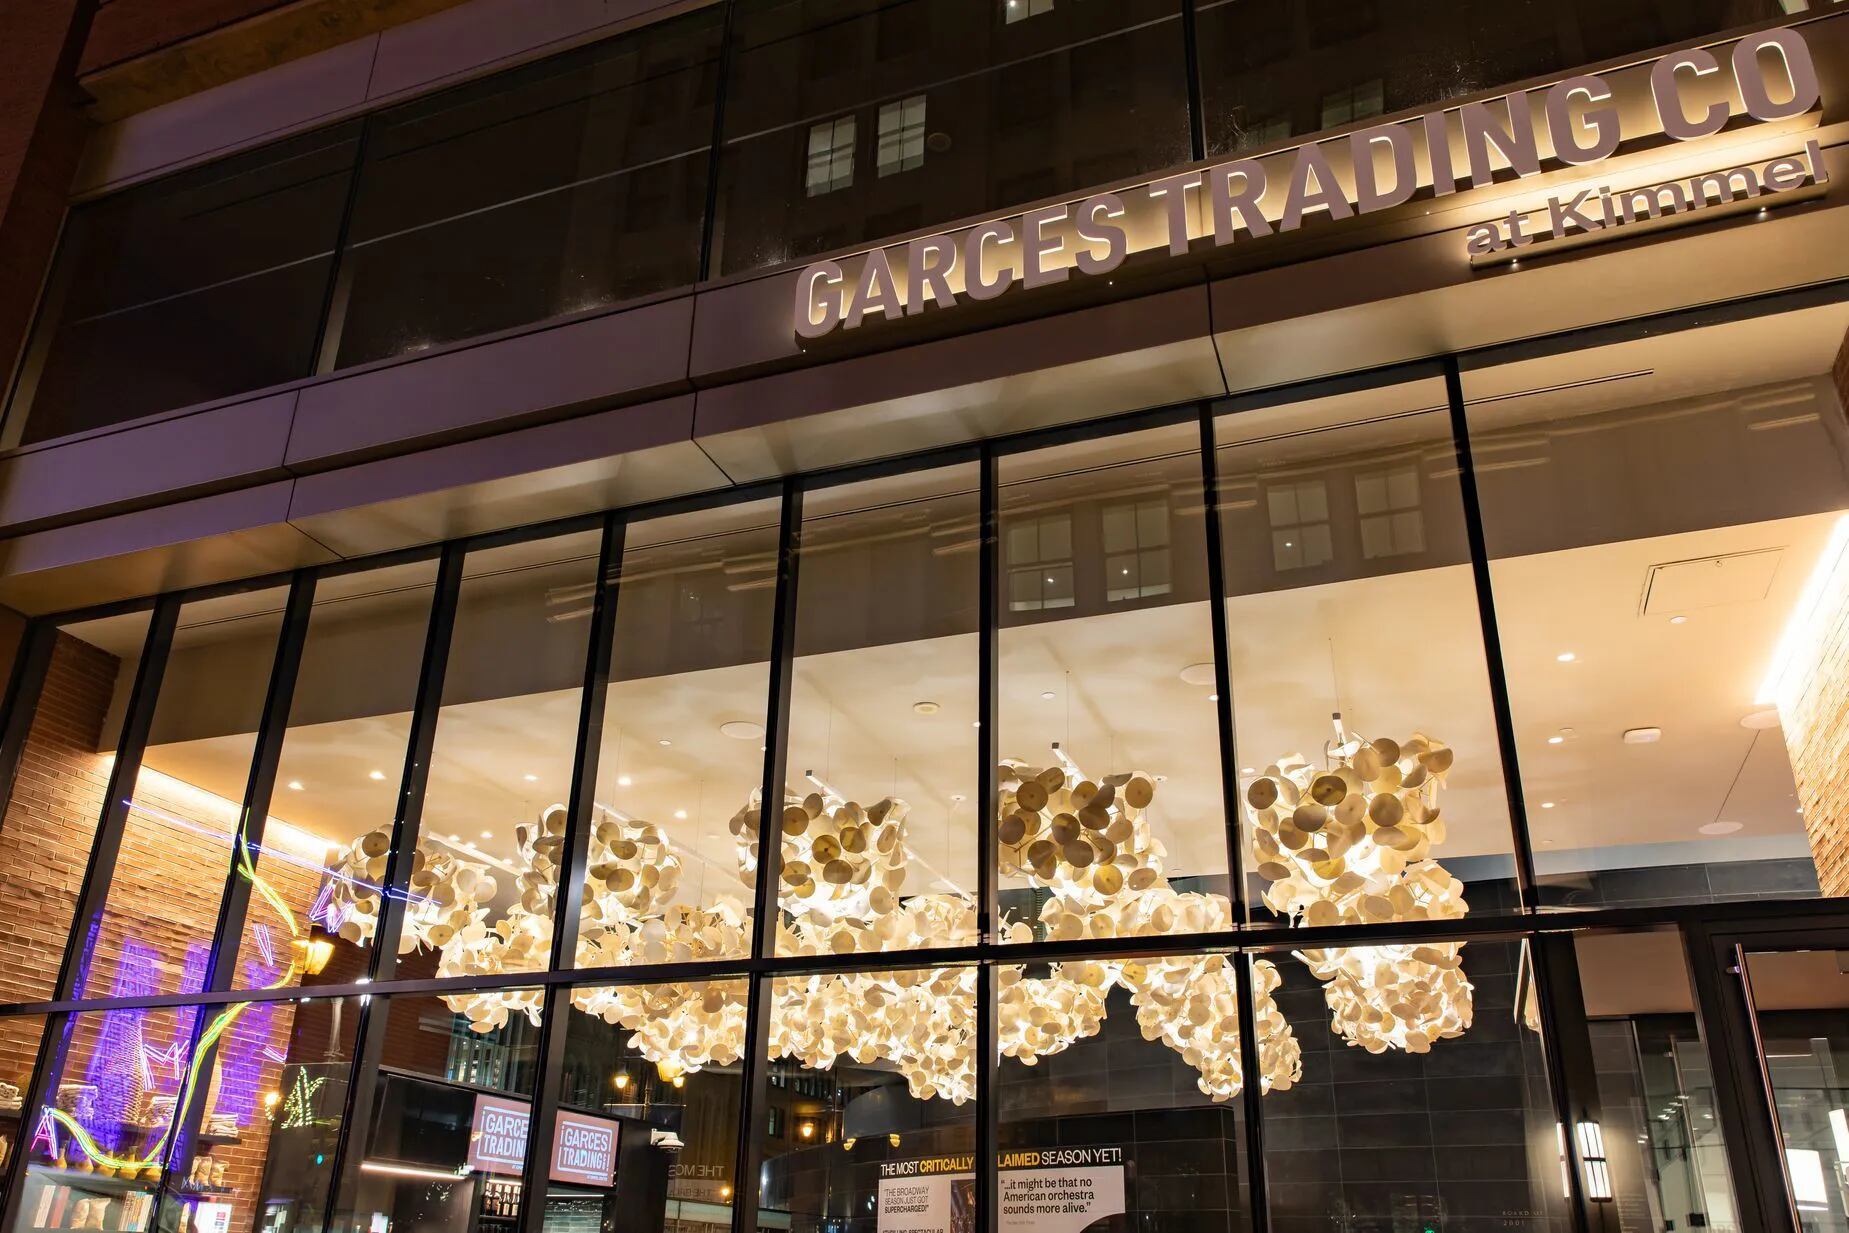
<box><xmin>795</xmin><ymin>27</ymin><xmax>1822</xmax><ymax>337</ymax></box>
<box><xmin>466</xmin><ymin>1095</ymin><xmax>622</xmax><ymax>1187</ymax></box>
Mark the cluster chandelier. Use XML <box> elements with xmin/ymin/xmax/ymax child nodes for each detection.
<box><xmin>318</xmin><ymin>724</ymin><xmax>1469</xmax><ymax>1101</ymax></box>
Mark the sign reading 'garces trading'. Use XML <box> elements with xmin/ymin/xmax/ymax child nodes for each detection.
<box><xmin>794</xmin><ymin>27</ymin><xmax>1822</xmax><ymax>338</ymax></box>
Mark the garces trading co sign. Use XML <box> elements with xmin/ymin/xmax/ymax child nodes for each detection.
<box><xmin>794</xmin><ymin>27</ymin><xmax>1824</xmax><ymax>338</ymax></box>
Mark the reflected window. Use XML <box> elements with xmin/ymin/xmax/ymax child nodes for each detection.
<box><xmin>805</xmin><ymin>117</ymin><xmax>857</xmax><ymax>197</ymax></box>
<box><xmin>1463</xmin><ymin>304</ymin><xmax>1849</xmax><ymax>907</ymax></box>
<box><xmin>1007</xmin><ymin>513</ymin><xmax>1075</xmax><ymax>613</ymax></box>
<box><xmin>876</xmin><ymin>96</ymin><xmax>928</xmax><ymax>177</ymax></box>
<box><xmin>1266</xmin><ymin>479</ymin><xmax>1333</xmax><ymax>572</ymax></box>
<box><xmin>1356</xmin><ymin>464</ymin><xmax>1426</xmax><ymax>559</ymax></box>
<box><xmin>1318</xmin><ymin>78</ymin><xmax>1383</xmax><ymax>128</ymax></box>
<box><xmin>1102</xmin><ymin>496</ymin><xmax>1173</xmax><ymax>603</ymax></box>
<box><xmin>1004</xmin><ymin>0</ymin><xmax>1054</xmax><ymax>22</ymax></box>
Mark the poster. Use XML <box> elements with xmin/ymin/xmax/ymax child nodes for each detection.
<box><xmin>876</xmin><ymin>1148</ymin><xmax>1125</xmax><ymax>1233</ymax></box>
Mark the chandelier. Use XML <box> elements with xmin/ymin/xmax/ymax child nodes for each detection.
<box><xmin>316</xmin><ymin>727</ymin><xmax>1468</xmax><ymax>1100</ymax></box>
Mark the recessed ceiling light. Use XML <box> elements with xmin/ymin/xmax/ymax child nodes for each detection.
<box><xmin>617</xmin><ymin>775</ymin><xmax>632</xmax><ymax>787</ymax></box>
<box><xmin>971</xmin><ymin>720</ymin><xmax>982</xmax><ymax>729</ymax></box>
<box><xmin>1208</xmin><ymin>694</ymin><xmax>1220</xmax><ymax>703</ymax></box>
<box><xmin>1556</xmin><ymin>652</ymin><xmax>1577</xmax><ymax>663</ymax></box>
<box><xmin>1040</xmin><ymin>691</ymin><xmax>1057</xmax><ymax>701</ymax></box>
<box><xmin>1740</xmin><ymin>708</ymin><xmax>1781</xmax><ymax>731</ymax></box>
<box><xmin>1546</xmin><ymin>736</ymin><xmax>1564</xmax><ymax>745</ymax></box>
<box><xmin>368</xmin><ymin>770</ymin><xmax>387</xmax><ymax>781</ymax></box>
<box><xmin>449</xmin><ymin>833</ymin><xmax>461</xmax><ymax>842</ymax></box>
<box><xmin>1669</xmin><ymin>615</ymin><xmax>1688</xmax><ymax>625</ymax></box>
<box><xmin>1700</xmin><ymin>821</ymin><xmax>1743</xmax><ymax>836</ymax></box>
<box><xmin>720</xmin><ymin>720</ymin><xmax>766</xmax><ymax>741</ymax></box>
<box><xmin>287</xmin><ymin>781</ymin><xmax>304</xmax><ymax>791</ymax></box>
<box><xmin>674</xmin><ymin>810</ymin><xmax>688</xmax><ymax>820</ymax></box>
<box><xmin>657</xmin><ymin>739</ymin><xmax>672</xmax><ymax>747</ymax></box>
<box><xmin>523</xmin><ymin>774</ymin><xmax>538</xmax><ymax>782</ymax></box>
<box><xmin>1178</xmin><ymin>663</ymin><xmax>1217</xmax><ymax>686</ymax></box>
<box><xmin>1240</xmin><ymin>767</ymin><xmax>1255</xmax><ymax>775</ymax></box>
<box><xmin>1623</xmin><ymin>727</ymin><xmax>1662</xmax><ymax>744</ymax></box>
<box><xmin>480</xmin><ymin>830</ymin><xmax>494</xmax><ymax>840</ymax></box>
<box><xmin>1540</xmin><ymin>801</ymin><xmax>1556</xmax><ymax>809</ymax></box>
<box><xmin>913</xmin><ymin>701</ymin><xmax>940</xmax><ymax>715</ymax></box>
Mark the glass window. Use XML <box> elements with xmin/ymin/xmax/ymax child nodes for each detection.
<box><xmin>154</xmin><ymin>995</ymin><xmax>363</xmax><ymax>1233</ymax></box>
<box><xmin>79</xmin><ymin>590</ymin><xmax>294</xmax><ymax>1002</ymax></box>
<box><xmin>1568</xmin><ymin>931</ymin><xmax>1739</xmax><ymax>1230</ymax></box>
<box><xmin>1197</xmin><ymin>0</ymin><xmax>1800</xmax><ymax>159</ymax></box>
<box><xmin>1215</xmin><ymin>378</ymin><xmax>1523</xmax><ymax>920</ymax></box>
<box><xmin>1740</xmin><ymin>946</ymin><xmax>1849</xmax><ymax>1232</ymax></box>
<box><xmin>572</xmin><ymin>503</ymin><xmax>780</xmax><ymax>970</ymax></box>
<box><xmin>779</xmin><ymin>469</ymin><xmax>980</xmax><ymax>957</ymax></box>
<box><xmin>5</xmin><ymin>126</ymin><xmax>360</xmax><ymax>447</ymax></box>
<box><xmin>333</xmin><ymin>991</ymin><xmax>543</xmax><ymax>1233</ymax></box>
<box><xmin>1006</xmin><ymin>514</ymin><xmax>1075</xmax><ymax>613</ymax></box>
<box><xmin>324</xmin><ymin>8</ymin><xmax>722</xmax><ymax>370</ymax></box>
<box><xmin>0</xmin><ymin>613</ymin><xmax>151</xmax><ymax>1005</ymax></box>
<box><xmin>998</xmin><ymin>423</ymin><xmax>1231</xmax><ymax>944</ymax></box>
<box><xmin>0</xmin><ymin>1015</ymin><xmax>51</xmax><ymax>1212</ymax></box>
<box><xmin>9</xmin><ymin>1007</ymin><xmax>203</xmax><ymax>1233</ymax></box>
<box><xmin>1257</xmin><ymin>937</ymin><xmax>1568</xmax><ymax>1231</ymax></box>
<box><xmin>758</xmin><ymin>967</ymin><xmax>976</xmax><ymax>1230</ymax></box>
<box><xmin>1462</xmin><ymin>304</ymin><xmax>1849</xmax><ymax>907</ymax></box>
<box><xmin>806</xmin><ymin>117</ymin><xmax>857</xmax><ymax>197</ymax></box>
<box><xmin>713</xmin><ymin>0</ymin><xmax>1190</xmax><ymax>274</ymax></box>
<box><xmin>547</xmin><ymin>979</ymin><xmax>747</xmax><ymax>1232</ymax></box>
<box><xmin>998</xmin><ymin>954</ymin><xmax>1258</xmax><ymax>1229</ymax></box>
<box><xmin>409</xmin><ymin>533</ymin><xmax>602</xmax><ymax>987</ymax></box>
<box><xmin>238</xmin><ymin>559</ymin><xmax>443</xmax><ymax>992</ymax></box>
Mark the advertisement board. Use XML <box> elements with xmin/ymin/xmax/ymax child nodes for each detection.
<box><xmin>466</xmin><ymin>1094</ymin><xmax>622</xmax><ymax>1186</ymax></box>
<box><xmin>875</xmin><ymin>1148</ymin><xmax>1127</xmax><ymax>1233</ymax></box>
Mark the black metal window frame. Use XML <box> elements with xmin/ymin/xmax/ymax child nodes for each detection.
<box><xmin>4</xmin><ymin>284</ymin><xmax>1849</xmax><ymax>1233</ymax></box>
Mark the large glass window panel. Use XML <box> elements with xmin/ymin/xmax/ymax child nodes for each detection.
<box><xmin>998</xmin><ymin>954</ymin><xmax>1256</xmax><ymax>1230</ymax></box>
<box><xmin>8</xmin><ymin>1007</ymin><xmax>202</xmax><ymax>1233</ymax></box>
<box><xmin>327</xmin><ymin>10</ymin><xmax>722</xmax><ymax>370</ymax></box>
<box><xmin>412</xmin><ymin>532</ymin><xmax>602</xmax><ymax>983</ymax></box>
<box><xmin>334</xmin><ymin>991</ymin><xmax>543</xmax><ymax>1233</ymax></box>
<box><xmin>1258</xmin><ymin>937</ymin><xmax>1568</xmax><ymax>1232</ymax></box>
<box><xmin>546</xmin><ymin>979</ymin><xmax>747</xmax><ymax>1232</ymax></box>
<box><xmin>997</xmin><ymin>423</ymin><xmax>1229</xmax><ymax>945</ymax></box>
<box><xmin>574</xmin><ymin>504</ymin><xmax>780</xmax><ymax>971</ymax></box>
<box><xmin>758</xmin><ymin>967</ymin><xmax>976</xmax><ymax>1231</ymax></box>
<box><xmin>712</xmin><ymin>0</ymin><xmax>1190</xmax><ymax>274</ymax></box>
<box><xmin>1462</xmin><ymin>304</ymin><xmax>1849</xmax><ymax>907</ymax></box>
<box><xmin>0</xmin><ymin>1015</ymin><xmax>51</xmax><ymax>1212</ymax></box>
<box><xmin>236</xmin><ymin>559</ymin><xmax>443</xmax><ymax>991</ymax></box>
<box><xmin>1741</xmin><ymin>946</ymin><xmax>1849</xmax><ymax>1233</ymax></box>
<box><xmin>79</xmin><ymin>590</ymin><xmax>294</xmax><ymax>1002</ymax></box>
<box><xmin>1570</xmin><ymin>931</ymin><xmax>1739</xmax><ymax>1231</ymax></box>
<box><xmin>154</xmin><ymin>995</ymin><xmax>362</xmax><ymax>1233</ymax></box>
<box><xmin>1197</xmin><ymin>0</ymin><xmax>1799</xmax><ymax>157</ymax></box>
<box><xmin>1215</xmin><ymin>381</ymin><xmax>1521</xmax><ymax>924</ymax></box>
<box><xmin>779</xmin><ymin>469</ymin><xmax>980</xmax><ymax>958</ymax></box>
<box><xmin>5</xmin><ymin>125</ymin><xmax>360</xmax><ymax>446</ymax></box>
<box><xmin>0</xmin><ymin>613</ymin><xmax>151</xmax><ymax>1006</ymax></box>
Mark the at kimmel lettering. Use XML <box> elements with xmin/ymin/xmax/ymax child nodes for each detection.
<box><xmin>794</xmin><ymin>26</ymin><xmax>1821</xmax><ymax>338</ymax></box>
<box><xmin>1466</xmin><ymin>139</ymin><xmax>1828</xmax><ymax>257</ymax></box>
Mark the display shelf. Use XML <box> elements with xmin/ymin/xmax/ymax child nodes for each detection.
<box><xmin>28</xmin><ymin>1168</ymin><xmax>158</xmax><ymax>1195</ymax></box>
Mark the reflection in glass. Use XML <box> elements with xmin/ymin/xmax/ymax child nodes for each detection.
<box><xmin>82</xmin><ymin>591</ymin><xmax>293</xmax><ymax>1001</ymax></box>
<box><xmin>759</xmin><ymin>968</ymin><xmax>975</xmax><ymax>1231</ymax></box>
<box><xmin>10</xmin><ymin>1008</ymin><xmax>200</xmax><ymax>1233</ymax></box>
<box><xmin>0</xmin><ymin>613</ymin><xmax>150</xmax><ymax>1005</ymax></box>
<box><xmin>1744</xmin><ymin>948</ymin><xmax>1849</xmax><ymax>1233</ymax></box>
<box><xmin>1260</xmin><ymin>939</ymin><xmax>1565</xmax><ymax>1231</ymax></box>
<box><xmin>776</xmin><ymin>469</ymin><xmax>980</xmax><ymax>957</ymax></box>
<box><xmin>1215</xmin><ymin>383</ymin><xmax>1520</xmax><ymax>922</ymax></box>
<box><xmin>573</xmin><ymin>503</ymin><xmax>780</xmax><ymax>971</ymax></box>
<box><xmin>156</xmin><ymin>996</ymin><xmax>361</xmax><ymax>1233</ymax></box>
<box><xmin>1465</xmin><ymin>306</ymin><xmax>1849</xmax><ymax>907</ymax></box>
<box><xmin>998</xmin><ymin>955</ymin><xmax>1261</xmax><ymax>1231</ymax></box>
<box><xmin>997</xmin><ymin>423</ymin><xmax>1230</xmax><ymax>946</ymax></box>
<box><xmin>0</xmin><ymin>1016</ymin><xmax>50</xmax><ymax>1213</ymax></box>
<box><xmin>549</xmin><ymin>980</ymin><xmax>746</xmax><ymax>1232</ymax></box>
<box><xmin>336</xmin><ymin>992</ymin><xmax>542</xmax><ymax>1233</ymax></box>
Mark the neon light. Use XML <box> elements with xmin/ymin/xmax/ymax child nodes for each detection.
<box><xmin>254</xmin><ymin>925</ymin><xmax>275</xmax><ymax>967</ymax></box>
<box><xmin>279</xmin><ymin>1071</ymin><xmax>328</xmax><ymax>1131</ymax></box>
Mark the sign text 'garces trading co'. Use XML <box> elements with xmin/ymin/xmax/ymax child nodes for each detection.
<box><xmin>794</xmin><ymin>27</ymin><xmax>1822</xmax><ymax>338</ymax></box>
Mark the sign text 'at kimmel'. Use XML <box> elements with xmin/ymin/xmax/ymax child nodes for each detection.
<box><xmin>794</xmin><ymin>26</ymin><xmax>1824</xmax><ymax>338</ymax></box>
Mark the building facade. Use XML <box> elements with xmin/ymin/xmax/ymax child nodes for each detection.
<box><xmin>0</xmin><ymin>2</ymin><xmax>1846</xmax><ymax>1233</ymax></box>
